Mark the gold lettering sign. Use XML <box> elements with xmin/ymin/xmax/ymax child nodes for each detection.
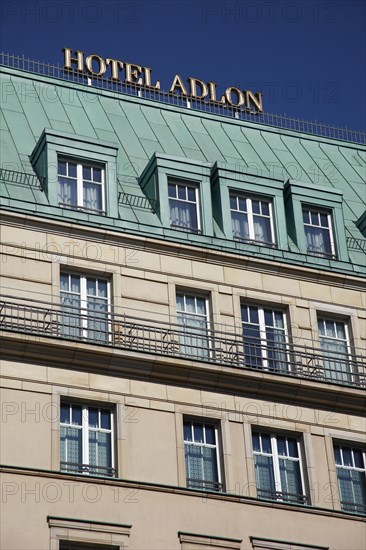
<box><xmin>63</xmin><ymin>48</ymin><xmax>263</xmax><ymax>113</ymax></box>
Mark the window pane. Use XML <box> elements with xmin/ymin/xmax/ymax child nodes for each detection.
<box><xmin>87</xmin><ymin>278</ymin><xmax>97</xmax><ymax>296</ymax></box>
<box><xmin>231</xmin><ymin>211</ymin><xmax>249</xmax><ymax>239</ymax></box>
<box><xmin>287</xmin><ymin>438</ymin><xmax>298</xmax><ymax>458</ymax></box>
<box><xmin>176</xmin><ymin>294</ymin><xmax>184</xmax><ymax>311</ymax></box>
<box><xmin>203</xmin><ymin>446</ymin><xmax>218</xmax><ymax>483</ymax></box>
<box><xmin>89</xmin><ymin>408</ymin><xmax>99</xmax><ymax>428</ymax></box>
<box><xmin>310</xmin><ymin>211</ymin><xmax>319</xmax><ymax>225</ymax></box>
<box><xmin>70</xmin><ymin>275</ymin><xmax>80</xmax><ymax>293</ymax></box>
<box><xmin>261</xmin><ymin>434</ymin><xmax>272</xmax><ymax>454</ymax></box>
<box><xmin>60</xmin><ymin>426</ymin><xmax>82</xmax><ymax>469</ymax></box>
<box><xmin>334</xmin><ymin>445</ymin><xmax>342</xmax><ymax>465</ymax></box>
<box><xmin>60</xmin><ymin>403</ymin><xmax>70</xmax><ymax>424</ymax></box>
<box><xmin>279</xmin><ymin>458</ymin><xmax>303</xmax><ymax>500</ymax></box>
<box><xmin>168</xmin><ymin>183</ymin><xmax>176</xmax><ymax>198</ymax></box>
<box><xmin>252</xmin><ymin>200</ymin><xmax>260</xmax><ymax>214</ymax></box>
<box><xmin>187</xmin><ymin>187</ymin><xmax>196</xmax><ymax>201</ymax></box>
<box><xmin>252</xmin><ymin>432</ymin><xmax>261</xmax><ymax>452</ymax></box>
<box><xmin>230</xmin><ymin>195</ymin><xmax>237</xmax><ymax>210</ymax></box>
<box><xmin>183</xmin><ymin>422</ymin><xmax>192</xmax><ymax>442</ymax></box>
<box><xmin>238</xmin><ymin>197</ymin><xmax>247</xmax><ymax>211</ymax></box>
<box><xmin>101</xmin><ymin>410</ymin><xmax>111</xmax><ymax>430</ymax></box>
<box><xmin>205</xmin><ymin>425</ymin><xmax>215</xmax><ymax>445</ymax></box>
<box><xmin>89</xmin><ymin>431</ymin><xmax>111</xmax><ymax>474</ymax></box>
<box><xmin>342</xmin><ymin>447</ymin><xmax>353</xmax><ymax>467</ymax></box>
<box><xmin>60</xmin><ymin>273</ymin><xmax>70</xmax><ymax>292</ymax></box>
<box><xmin>83</xmin><ymin>166</ymin><xmax>92</xmax><ymax>180</ymax></box>
<box><xmin>68</xmin><ymin>162</ymin><xmax>77</xmax><ymax>178</ymax></box>
<box><xmin>336</xmin><ymin>322</ymin><xmax>346</xmax><ymax>339</ymax></box>
<box><xmin>253</xmin><ymin>216</ymin><xmax>272</xmax><ymax>242</ymax></box>
<box><xmin>254</xmin><ymin>454</ymin><xmax>275</xmax><ymax>497</ymax></box>
<box><xmin>178</xmin><ymin>185</ymin><xmax>186</xmax><ymax>200</ymax></box>
<box><xmin>58</xmin><ymin>160</ymin><xmax>67</xmax><ymax>175</ymax></box>
<box><xmin>72</xmin><ymin>405</ymin><xmax>82</xmax><ymax>426</ymax></box>
<box><xmin>98</xmin><ymin>280</ymin><xmax>108</xmax><ymax>298</ymax></box>
<box><xmin>277</xmin><ymin>436</ymin><xmax>287</xmax><ymax>456</ymax></box>
<box><xmin>83</xmin><ymin>182</ymin><xmax>102</xmax><ymax>211</ymax></box>
<box><xmin>193</xmin><ymin>423</ymin><xmax>204</xmax><ymax>443</ymax></box>
<box><xmin>93</xmin><ymin>167</ymin><xmax>102</xmax><ymax>183</ymax></box>
<box><xmin>261</xmin><ymin>202</ymin><xmax>270</xmax><ymax>216</ymax></box>
<box><xmin>320</xmin><ymin>213</ymin><xmax>328</xmax><ymax>227</ymax></box>
<box><xmin>353</xmin><ymin>449</ymin><xmax>364</xmax><ymax>469</ymax></box>
<box><xmin>59</xmin><ymin>177</ymin><xmax>77</xmax><ymax>206</ymax></box>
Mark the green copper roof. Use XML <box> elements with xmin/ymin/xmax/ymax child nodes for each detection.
<box><xmin>1</xmin><ymin>65</ymin><xmax>365</xmax><ymax>275</ymax></box>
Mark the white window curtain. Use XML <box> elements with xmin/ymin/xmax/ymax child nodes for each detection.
<box><xmin>318</xmin><ymin>319</ymin><xmax>351</xmax><ymax>383</ymax></box>
<box><xmin>83</xmin><ymin>182</ymin><xmax>102</xmax><ymax>211</ymax></box>
<box><xmin>170</xmin><ymin>202</ymin><xmax>192</xmax><ymax>229</ymax></box>
<box><xmin>231</xmin><ymin>211</ymin><xmax>249</xmax><ymax>239</ymax></box>
<box><xmin>177</xmin><ymin>294</ymin><xmax>209</xmax><ymax>359</ymax></box>
<box><xmin>60</xmin><ymin>274</ymin><xmax>82</xmax><ymax>338</ymax></box>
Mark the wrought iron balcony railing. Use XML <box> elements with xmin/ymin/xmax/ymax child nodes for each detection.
<box><xmin>340</xmin><ymin>501</ymin><xmax>366</xmax><ymax>515</ymax></box>
<box><xmin>0</xmin><ymin>295</ymin><xmax>365</xmax><ymax>389</ymax></box>
<box><xmin>186</xmin><ymin>478</ymin><xmax>223</xmax><ymax>492</ymax></box>
<box><xmin>257</xmin><ymin>488</ymin><xmax>308</xmax><ymax>504</ymax></box>
<box><xmin>60</xmin><ymin>461</ymin><xmax>115</xmax><ymax>477</ymax></box>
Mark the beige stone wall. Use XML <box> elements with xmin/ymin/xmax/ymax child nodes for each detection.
<box><xmin>1</xmin><ymin>220</ymin><xmax>365</xmax><ymax>353</ymax></box>
<box><xmin>1</xmin><ymin>470</ymin><xmax>365</xmax><ymax>550</ymax></box>
<box><xmin>1</xmin><ymin>219</ymin><xmax>365</xmax><ymax>549</ymax></box>
<box><xmin>1</xmin><ymin>361</ymin><xmax>364</xmax><ymax>506</ymax></box>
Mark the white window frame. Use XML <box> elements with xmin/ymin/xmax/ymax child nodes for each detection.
<box><xmin>60</xmin><ymin>402</ymin><xmax>115</xmax><ymax>477</ymax></box>
<box><xmin>58</xmin><ymin>157</ymin><xmax>106</xmax><ymax>213</ymax></box>
<box><xmin>183</xmin><ymin>419</ymin><xmax>223</xmax><ymax>492</ymax></box>
<box><xmin>176</xmin><ymin>291</ymin><xmax>211</xmax><ymax>359</ymax></box>
<box><xmin>333</xmin><ymin>443</ymin><xmax>366</xmax><ymax>514</ymax></box>
<box><xmin>230</xmin><ymin>192</ymin><xmax>275</xmax><ymax>245</ymax></box>
<box><xmin>241</xmin><ymin>304</ymin><xmax>289</xmax><ymax>371</ymax></box>
<box><xmin>168</xmin><ymin>179</ymin><xmax>201</xmax><ymax>233</ymax></box>
<box><xmin>60</xmin><ymin>272</ymin><xmax>111</xmax><ymax>342</ymax></box>
<box><xmin>252</xmin><ymin>432</ymin><xmax>306</xmax><ymax>504</ymax></box>
<box><xmin>317</xmin><ymin>317</ymin><xmax>352</xmax><ymax>382</ymax></box>
<box><xmin>302</xmin><ymin>206</ymin><xmax>336</xmax><ymax>258</ymax></box>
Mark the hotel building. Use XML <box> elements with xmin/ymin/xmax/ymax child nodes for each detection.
<box><xmin>0</xmin><ymin>53</ymin><xmax>365</xmax><ymax>550</ymax></box>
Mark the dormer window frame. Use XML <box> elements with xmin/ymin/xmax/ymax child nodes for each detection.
<box><xmin>30</xmin><ymin>128</ymin><xmax>119</xmax><ymax>218</ymax></box>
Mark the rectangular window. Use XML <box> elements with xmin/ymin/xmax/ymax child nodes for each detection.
<box><xmin>252</xmin><ymin>432</ymin><xmax>307</xmax><ymax>504</ymax></box>
<box><xmin>302</xmin><ymin>208</ymin><xmax>335</xmax><ymax>258</ymax></box>
<box><xmin>60</xmin><ymin>272</ymin><xmax>110</xmax><ymax>342</ymax></box>
<box><xmin>318</xmin><ymin>318</ymin><xmax>352</xmax><ymax>383</ymax></box>
<box><xmin>230</xmin><ymin>194</ymin><xmax>275</xmax><ymax>245</ymax></box>
<box><xmin>60</xmin><ymin>403</ymin><xmax>115</xmax><ymax>477</ymax></box>
<box><xmin>334</xmin><ymin>444</ymin><xmax>366</xmax><ymax>514</ymax></box>
<box><xmin>58</xmin><ymin>158</ymin><xmax>105</xmax><ymax>213</ymax></box>
<box><xmin>176</xmin><ymin>292</ymin><xmax>210</xmax><ymax>359</ymax></box>
<box><xmin>183</xmin><ymin>420</ymin><xmax>222</xmax><ymax>492</ymax></box>
<box><xmin>168</xmin><ymin>180</ymin><xmax>200</xmax><ymax>233</ymax></box>
<box><xmin>241</xmin><ymin>305</ymin><xmax>288</xmax><ymax>371</ymax></box>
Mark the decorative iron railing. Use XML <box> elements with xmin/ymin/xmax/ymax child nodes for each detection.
<box><xmin>1</xmin><ymin>53</ymin><xmax>365</xmax><ymax>145</ymax></box>
<box><xmin>0</xmin><ymin>167</ymin><xmax>45</xmax><ymax>190</ymax></box>
<box><xmin>60</xmin><ymin>461</ymin><xmax>115</xmax><ymax>477</ymax></box>
<box><xmin>0</xmin><ymin>295</ymin><xmax>365</xmax><ymax>389</ymax></box>
<box><xmin>118</xmin><ymin>190</ymin><xmax>158</xmax><ymax>213</ymax></box>
<box><xmin>186</xmin><ymin>478</ymin><xmax>223</xmax><ymax>492</ymax></box>
<box><xmin>256</xmin><ymin>488</ymin><xmax>308</xmax><ymax>504</ymax></box>
<box><xmin>340</xmin><ymin>501</ymin><xmax>366</xmax><ymax>515</ymax></box>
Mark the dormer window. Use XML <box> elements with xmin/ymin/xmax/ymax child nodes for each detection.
<box><xmin>302</xmin><ymin>207</ymin><xmax>335</xmax><ymax>258</ymax></box>
<box><xmin>58</xmin><ymin>158</ymin><xmax>105</xmax><ymax>214</ymax></box>
<box><xmin>230</xmin><ymin>193</ymin><xmax>275</xmax><ymax>246</ymax></box>
<box><xmin>168</xmin><ymin>179</ymin><xmax>200</xmax><ymax>233</ymax></box>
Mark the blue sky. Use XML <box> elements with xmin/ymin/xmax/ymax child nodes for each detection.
<box><xmin>0</xmin><ymin>0</ymin><xmax>365</xmax><ymax>130</ymax></box>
